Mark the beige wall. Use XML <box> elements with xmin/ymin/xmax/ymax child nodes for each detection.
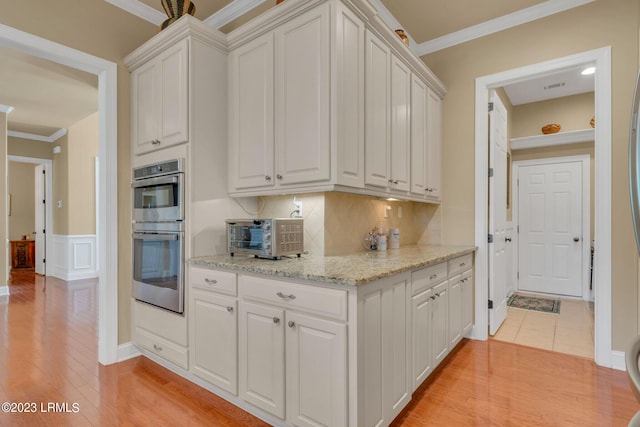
<box><xmin>0</xmin><ymin>0</ymin><xmax>157</xmax><ymax>343</ymax></box>
<box><xmin>8</xmin><ymin>137</ymin><xmax>54</xmax><ymax>159</ymax></box>
<box><xmin>52</xmin><ymin>134</ymin><xmax>69</xmax><ymax>235</ymax></box>
<box><xmin>423</xmin><ymin>0</ymin><xmax>639</xmax><ymax>351</ymax></box>
<box><xmin>8</xmin><ymin>162</ymin><xmax>36</xmax><ymax>241</ymax></box>
<box><xmin>512</xmin><ymin>92</ymin><xmax>595</xmax><ymax>138</ymax></box>
<box><xmin>67</xmin><ymin>112</ymin><xmax>98</xmax><ymax>235</ymax></box>
<box><xmin>261</xmin><ymin>192</ymin><xmax>442</xmax><ymax>256</ymax></box>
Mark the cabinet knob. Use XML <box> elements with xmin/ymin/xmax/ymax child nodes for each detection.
<box><xmin>435</xmin><ymin>292</ymin><xmax>441</xmax><ymax>298</ymax></box>
<box><xmin>430</xmin><ymin>296</ymin><xmax>436</xmax><ymax>300</ymax></box>
<box><xmin>505</xmin><ymin>238</ymin><xmax>512</xmax><ymax>242</ymax></box>
<box><xmin>277</xmin><ymin>292</ymin><xmax>296</xmax><ymax>300</ymax></box>
<box><xmin>227</xmin><ymin>306</ymin><xmax>234</xmax><ymax>313</ymax></box>
<box><xmin>288</xmin><ymin>321</ymin><xmax>296</xmax><ymax>328</ymax></box>
<box><xmin>153</xmin><ymin>344</ymin><xmax>163</xmax><ymax>351</ymax></box>
<box><xmin>393</xmin><ymin>180</ymin><xmax>399</xmax><ymax>185</ymax></box>
<box><xmin>429</xmin><ymin>274</ymin><xmax>437</xmax><ymax>280</ymax></box>
<box><xmin>204</xmin><ymin>278</ymin><xmax>218</xmax><ymax>285</ymax></box>
<box><xmin>273</xmin><ymin>317</ymin><xmax>280</xmax><ymax>324</ymax></box>
<box><xmin>265</xmin><ymin>175</ymin><xmax>272</xmax><ymax>181</ymax></box>
<box><xmin>276</xmin><ymin>174</ymin><xmax>283</xmax><ymax>180</ymax></box>
<box><xmin>388</xmin><ymin>179</ymin><xmax>393</xmax><ymax>183</ymax></box>
<box><xmin>152</xmin><ymin>139</ymin><xmax>161</xmax><ymax>145</ymax></box>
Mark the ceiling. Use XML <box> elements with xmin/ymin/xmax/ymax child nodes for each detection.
<box><xmin>1</xmin><ymin>0</ymin><xmax>594</xmax><ymax>140</ymax></box>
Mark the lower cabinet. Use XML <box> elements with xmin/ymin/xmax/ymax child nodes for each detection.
<box><xmin>461</xmin><ymin>271</ymin><xmax>474</xmax><ymax>336</ymax></box>
<box><xmin>359</xmin><ymin>273</ymin><xmax>411</xmax><ymax>426</ymax></box>
<box><xmin>191</xmin><ymin>289</ymin><xmax>238</xmax><ymax>395</ymax></box>
<box><xmin>431</xmin><ymin>280</ymin><xmax>449</xmax><ymax>369</ymax></box>
<box><xmin>238</xmin><ymin>276</ymin><xmax>348</xmax><ymax>426</ymax></box>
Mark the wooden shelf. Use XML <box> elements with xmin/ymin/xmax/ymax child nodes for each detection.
<box><xmin>510</xmin><ymin>128</ymin><xmax>595</xmax><ymax>151</ymax></box>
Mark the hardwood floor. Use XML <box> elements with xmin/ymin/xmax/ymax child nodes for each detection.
<box><xmin>0</xmin><ymin>270</ymin><xmax>637</xmax><ymax>426</ymax></box>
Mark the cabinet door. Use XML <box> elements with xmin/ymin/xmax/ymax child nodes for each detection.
<box><xmin>335</xmin><ymin>3</ymin><xmax>365</xmax><ymax>188</ymax></box>
<box><xmin>191</xmin><ymin>291</ymin><xmax>238</xmax><ymax>395</ymax></box>
<box><xmin>389</xmin><ymin>55</ymin><xmax>411</xmax><ymax>192</ymax></box>
<box><xmin>410</xmin><ymin>75</ymin><xmax>428</xmax><ymax>196</ymax></box>
<box><xmin>239</xmin><ymin>302</ymin><xmax>285</xmax><ymax>418</ymax></box>
<box><xmin>132</xmin><ymin>59</ymin><xmax>160</xmax><ymax>155</ymax></box>
<box><xmin>412</xmin><ymin>288</ymin><xmax>432</xmax><ymax>391</ymax></box>
<box><xmin>286</xmin><ymin>312</ymin><xmax>347</xmax><ymax>427</ymax></box>
<box><xmin>275</xmin><ymin>3</ymin><xmax>330</xmax><ymax>186</ymax></box>
<box><xmin>448</xmin><ymin>275</ymin><xmax>462</xmax><ymax>347</ymax></box>
<box><xmin>364</xmin><ymin>30</ymin><xmax>391</xmax><ymax>188</ymax></box>
<box><xmin>159</xmin><ymin>39</ymin><xmax>189</xmax><ymax>147</ymax></box>
<box><xmin>426</xmin><ymin>88</ymin><xmax>442</xmax><ymax>200</ymax></box>
<box><xmin>229</xmin><ymin>33</ymin><xmax>275</xmax><ymax>190</ymax></box>
<box><xmin>432</xmin><ymin>280</ymin><xmax>449</xmax><ymax>368</ymax></box>
<box><xmin>461</xmin><ymin>272</ymin><xmax>474</xmax><ymax>336</ymax></box>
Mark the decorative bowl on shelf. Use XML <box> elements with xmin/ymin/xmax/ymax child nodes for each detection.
<box><xmin>541</xmin><ymin>123</ymin><xmax>561</xmax><ymax>134</ymax></box>
<box><xmin>590</xmin><ymin>116</ymin><xmax>595</xmax><ymax>128</ymax></box>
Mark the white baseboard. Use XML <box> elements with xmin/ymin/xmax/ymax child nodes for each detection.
<box><xmin>611</xmin><ymin>350</ymin><xmax>626</xmax><ymax>371</ymax></box>
<box><xmin>48</xmin><ymin>234</ymin><xmax>98</xmax><ymax>281</ymax></box>
<box><xmin>118</xmin><ymin>342</ymin><xmax>142</xmax><ymax>362</ymax></box>
<box><xmin>0</xmin><ymin>285</ymin><xmax>8</xmax><ymax>297</ymax></box>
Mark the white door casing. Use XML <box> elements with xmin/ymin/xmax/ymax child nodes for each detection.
<box><xmin>515</xmin><ymin>156</ymin><xmax>590</xmax><ymax>299</ymax></box>
<box><xmin>488</xmin><ymin>90</ymin><xmax>508</xmax><ymax>336</ymax></box>
<box><xmin>34</xmin><ymin>164</ymin><xmax>45</xmax><ymax>275</ymax></box>
<box><xmin>473</xmin><ymin>47</ymin><xmax>612</xmax><ymax>369</ymax></box>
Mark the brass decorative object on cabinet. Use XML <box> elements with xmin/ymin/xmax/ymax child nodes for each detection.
<box><xmin>160</xmin><ymin>0</ymin><xmax>196</xmax><ymax>31</ymax></box>
<box><xmin>395</xmin><ymin>29</ymin><xmax>410</xmax><ymax>46</ymax></box>
<box><xmin>590</xmin><ymin>116</ymin><xmax>595</xmax><ymax>128</ymax></box>
<box><xmin>541</xmin><ymin>123</ymin><xmax>561</xmax><ymax>134</ymax></box>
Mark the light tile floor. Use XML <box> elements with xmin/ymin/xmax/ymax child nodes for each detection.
<box><xmin>492</xmin><ymin>295</ymin><xmax>595</xmax><ymax>359</ymax></box>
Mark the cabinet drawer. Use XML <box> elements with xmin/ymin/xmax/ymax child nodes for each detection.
<box><xmin>411</xmin><ymin>262</ymin><xmax>447</xmax><ymax>295</ymax></box>
<box><xmin>135</xmin><ymin>326</ymin><xmax>189</xmax><ymax>369</ymax></box>
<box><xmin>134</xmin><ymin>300</ymin><xmax>187</xmax><ymax>346</ymax></box>
<box><xmin>239</xmin><ymin>275</ymin><xmax>347</xmax><ymax>321</ymax></box>
<box><xmin>191</xmin><ymin>267</ymin><xmax>237</xmax><ymax>296</ymax></box>
<box><xmin>448</xmin><ymin>254</ymin><xmax>473</xmax><ymax>277</ymax></box>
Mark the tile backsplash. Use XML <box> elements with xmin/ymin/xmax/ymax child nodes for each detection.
<box><xmin>261</xmin><ymin>192</ymin><xmax>441</xmax><ymax>256</ymax></box>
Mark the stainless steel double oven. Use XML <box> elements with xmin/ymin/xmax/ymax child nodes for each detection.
<box><xmin>132</xmin><ymin>159</ymin><xmax>185</xmax><ymax>314</ymax></box>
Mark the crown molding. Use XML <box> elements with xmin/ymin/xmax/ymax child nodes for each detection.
<box><xmin>8</xmin><ymin>128</ymin><xmax>67</xmax><ymax>143</ymax></box>
<box><xmin>0</xmin><ymin>104</ymin><xmax>14</xmax><ymax>114</ymax></box>
<box><xmin>104</xmin><ymin>0</ymin><xmax>165</xmax><ymax>26</ymax></box>
<box><xmin>366</xmin><ymin>0</ymin><xmax>417</xmax><ymax>53</ymax></box>
<box><xmin>416</xmin><ymin>0</ymin><xmax>595</xmax><ymax>56</ymax></box>
<box><xmin>204</xmin><ymin>0</ymin><xmax>270</xmax><ymax>29</ymax></box>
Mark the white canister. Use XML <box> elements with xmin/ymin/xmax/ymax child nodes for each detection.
<box><xmin>377</xmin><ymin>235</ymin><xmax>387</xmax><ymax>251</ymax></box>
<box><xmin>389</xmin><ymin>228</ymin><xmax>400</xmax><ymax>249</ymax></box>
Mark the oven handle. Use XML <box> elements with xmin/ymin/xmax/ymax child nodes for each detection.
<box><xmin>133</xmin><ymin>232</ymin><xmax>180</xmax><ymax>241</ymax></box>
<box><xmin>131</xmin><ymin>174</ymin><xmax>180</xmax><ymax>189</ymax></box>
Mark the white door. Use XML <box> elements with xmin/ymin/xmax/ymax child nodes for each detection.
<box><xmin>488</xmin><ymin>90</ymin><xmax>508</xmax><ymax>336</ymax></box>
<box><xmin>518</xmin><ymin>161</ymin><xmax>583</xmax><ymax>297</ymax></box>
<box><xmin>34</xmin><ymin>164</ymin><xmax>46</xmax><ymax>275</ymax></box>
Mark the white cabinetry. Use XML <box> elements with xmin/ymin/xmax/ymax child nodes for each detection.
<box><xmin>131</xmin><ymin>39</ymin><xmax>188</xmax><ymax>155</ymax></box>
<box><xmin>190</xmin><ymin>268</ymin><xmax>238</xmax><ymax>395</ymax></box>
<box><xmin>238</xmin><ymin>275</ymin><xmax>348</xmax><ymax>426</ymax></box>
<box><xmin>359</xmin><ymin>273</ymin><xmax>411</xmax><ymax>426</ymax></box>
<box><xmin>227</xmin><ymin>0</ymin><xmax>445</xmax><ymax>202</ymax></box>
<box><xmin>449</xmin><ymin>254</ymin><xmax>474</xmax><ymax>339</ymax></box>
<box><xmin>229</xmin><ymin>3</ymin><xmax>332</xmax><ymax>192</ymax></box>
<box><xmin>425</xmin><ymin>88</ymin><xmax>442</xmax><ymax>201</ymax></box>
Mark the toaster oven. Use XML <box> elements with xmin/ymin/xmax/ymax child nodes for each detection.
<box><xmin>226</xmin><ymin>218</ymin><xmax>304</xmax><ymax>259</ymax></box>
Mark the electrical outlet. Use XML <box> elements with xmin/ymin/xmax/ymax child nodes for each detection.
<box><xmin>294</xmin><ymin>200</ymin><xmax>303</xmax><ymax>217</ymax></box>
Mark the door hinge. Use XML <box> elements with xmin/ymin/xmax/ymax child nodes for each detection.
<box><xmin>488</xmin><ymin>234</ymin><xmax>494</xmax><ymax>243</ymax></box>
<box><xmin>488</xmin><ymin>102</ymin><xmax>494</xmax><ymax>112</ymax></box>
<box><xmin>488</xmin><ymin>168</ymin><xmax>494</xmax><ymax>178</ymax></box>
<box><xmin>488</xmin><ymin>300</ymin><xmax>494</xmax><ymax>309</ymax></box>
<box><xmin>42</xmin><ymin>199</ymin><xmax>45</xmax><ymax>204</ymax></box>
<box><xmin>43</xmin><ymin>259</ymin><xmax>46</xmax><ymax>264</ymax></box>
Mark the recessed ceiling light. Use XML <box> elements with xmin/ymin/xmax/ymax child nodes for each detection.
<box><xmin>581</xmin><ymin>67</ymin><xmax>596</xmax><ymax>75</ymax></box>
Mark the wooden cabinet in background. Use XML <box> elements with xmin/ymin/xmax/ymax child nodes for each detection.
<box><xmin>11</xmin><ymin>240</ymin><xmax>35</xmax><ymax>269</ymax></box>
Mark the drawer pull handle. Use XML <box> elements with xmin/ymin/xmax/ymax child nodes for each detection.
<box><xmin>265</xmin><ymin>175</ymin><xmax>272</xmax><ymax>181</ymax></box>
<box><xmin>429</xmin><ymin>274</ymin><xmax>437</xmax><ymax>280</ymax></box>
<box><xmin>430</xmin><ymin>296</ymin><xmax>436</xmax><ymax>301</ymax></box>
<box><xmin>435</xmin><ymin>293</ymin><xmax>441</xmax><ymax>298</ymax></box>
<box><xmin>273</xmin><ymin>317</ymin><xmax>280</xmax><ymax>324</ymax></box>
<box><xmin>276</xmin><ymin>174</ymin><xmax>283</xmax><ymax>180</ymax></box>
<box><xmin>277</xmin><ymin>292</ymin><xmax>296</xmax><ymax>300</ymax></box>
<box><xmin>204</xmin><ymin>278</ymin><xmax>218</xmax><ymax>285</ymax></box>
<box><xmin>227</xmin><ymin>306</ymin><xmax>234</xmax><ymax>313</ymax></box>
<box><xmin>460</xmin><ymin>262</ymin><xmax>466</xmax><ymax>267</ymax></box>
<box><xmin>288</xmin><ymin>321</ymin><xmax>296</xmax><ymax>328</ymax></box>
<box><xmin>153</xmin><ymin>344</ymin><xmax>163</xmax><ymax>351</ymax></box>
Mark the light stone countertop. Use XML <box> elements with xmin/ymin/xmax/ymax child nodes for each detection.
<box><xmin>189</xmin><ymin>245</ymin><xmax>477</xmax><ymax>286</ymax></box>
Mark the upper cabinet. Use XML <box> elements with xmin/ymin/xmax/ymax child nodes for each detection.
<box><xmin>227</xmin><ymin>0</ymin><xmax>446</xmax><ymax>202</ymax></box>
<box><xmin>125</xmin><ymin>16</ymin><xmax>227</xmax><ymax>160</ymax></box>
<box><xmin>131</xmin><ymin>39</ymin><xmax>189</xmax><ymax>155</ymax></box>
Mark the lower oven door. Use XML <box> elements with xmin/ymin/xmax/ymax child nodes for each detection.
<box><xmin>132</xmin><ymin>231</ymin><xmax>184</xmax><ymax>314</ymax></box>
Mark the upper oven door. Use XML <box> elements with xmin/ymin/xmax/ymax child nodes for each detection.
<box><xmin>132</xmin><ymin>173</ymin><xmax>184</xmax><ymax>222</ymax></box>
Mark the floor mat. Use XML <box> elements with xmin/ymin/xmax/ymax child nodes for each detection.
<box><xmin>507</xmin><ymin>294</ymin><xmax>561</xmax><ymax>314</ymax></box>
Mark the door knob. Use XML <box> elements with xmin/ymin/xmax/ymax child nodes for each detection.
<box><xmin>573</xmin><ymin>237</ymin><xmax>580</xmax><ymax>242</ymax></box>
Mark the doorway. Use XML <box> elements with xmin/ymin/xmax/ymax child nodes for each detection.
<box><xmin>0</xmin><ymin>24</ymin><xmax>119</xmax><ymax>365</ymax></box>
<box><xmin>471</xmin><ymin>47</ymin><xmax>612</xmax><ymax>367</ymax></box>
<box><xmin>7</xmin><ymin>156</ymin><xmax>53</xmax><ymax>276</ymax></box>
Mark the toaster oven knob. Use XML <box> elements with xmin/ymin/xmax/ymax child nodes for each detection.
<box><xmin>264</xmin><ymin>223</ymin><xmax>271</xmax><ymax>231</ymax></box>
<box><xmin>264</xmin><ymin>242</ymin><xmax>271</xmax><ymax>249</ymax></box>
